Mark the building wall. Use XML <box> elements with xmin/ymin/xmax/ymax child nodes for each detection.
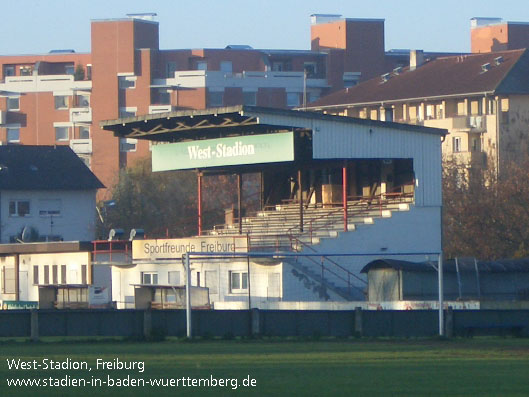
<box><xmin>471</xmin><ymin>23</ymin><xmax>529</xmax><ymax>53</ymax></box>
<box><xmin>0</xmin><ymin>190</ymin><xmax>97</xmax><ymax>243</ymax></box>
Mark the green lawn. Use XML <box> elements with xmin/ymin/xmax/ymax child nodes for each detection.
<box><xmin>1</xmin><ymin>337</ymin><xmax>529</xmax><ymax>396</ymax></box>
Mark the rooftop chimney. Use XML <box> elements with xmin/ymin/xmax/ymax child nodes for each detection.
<box><xmin>410</xmin><ymin>50</ymin><xmax>424</xmax><ymax>71</ymax></box>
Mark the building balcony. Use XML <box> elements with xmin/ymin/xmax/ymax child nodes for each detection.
<box><xmin>159</xmin><ymin>70</ymin><xmax>328</xmax><ymax>90</ymax></box>
<box><xmin>70</xmin><ymin>139</ymin><xmax>92</xmax><ymax>154</ymax></box>
<box><xmin>70</xmin><ymin>107</ymin><xmax>92</xmax><ymax>123</ymax></box>
<box><xmin>446</xmin><ymin>150</ymin><xmax>486</xmax><ymax>167</ymax></box>
<box><xmin>0</xmin><ymin>75</ymin><xmax>91</xmax><ymax>93</ymax></box>
<box><xmin>424</xmin><ymin>115</ymin><xmax>487</xmax><ymax>132</ymax></box>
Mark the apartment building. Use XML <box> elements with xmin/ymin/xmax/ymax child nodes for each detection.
<box><xmin>0</xmin><ymin>13</ymin><xmax>463</xmax><ymax>197</ymax></box>
<box><xmin>306</xmin><ymin>48</ymin><xmax>529</xmax><ymax>172</ymax></box>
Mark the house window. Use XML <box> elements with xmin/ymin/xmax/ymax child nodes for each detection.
<box><xmin>79</xmin><ymin>126</ymin><xmax>90</xmax><ymax>139</ymax></box>
<box><xmin>156</xmin><ymin>89</ymin><xmax>171</xmax><ymax>105</ymax></box>
<box><xmin>220</xmin><ymin>61</ymin><xmax>233</xmax><ymax>73</ymax></box>
<box><xmin>230</xmin><ymin>271</ymin><xmax>248</xmax><ymax>292</ymax></box>
<box><xmin>286</xmin><ymin>92</ymin><xmax>300</xmax><ymax>107</ymax></box>
<box><xmin>61</xmin><ymin>265</ymin><xmax>67</xmax><ymax>284</ymax></box>
<box><xmin>196</xmin><ymin>61</ymin><xmax>207</xmax><ymax>71</ymax></box>
<box><xmin>472</xmin><ymin>137</ymin><xmax>479</xmax><ymax>152</ymax></box>
<box><xmin>33</xmin><ymin>265</ymin><xmax>39</xmax><ymax>285</ymax></box>
<box><xmin>52</xmin><ymin>265</ymin><xmax>58</xmax><ymax>284</ymax></box>
<box><xmin>119</xmin><ymin>138</ymin><xmax>137</xmax><ymax>152</ymax></box>
<box><xmin>4</xmin><ymin>65</ymin><xmax>15</xmax><ymax>77</ymax></box>
<box><xmin>7</xmin><ymin>127</ymin><xmax>20</xmax><ymax>143</ymax></box>
<box><xmin>9</xmin><ymin>200</ymin><xmax>30</xmax><ymax>217</ymax></box>
<box><xmin>55</xmin><ymin>126</ymin><xmax>69</xmax><ymax>141</ymax></box>
<box><xmin>20</xmin><ymin>66</ymin><xmax>33</xmax><ymax>76</ymax></box>
<box><xmin>44</xmin><ymin>265</ymin><xmax>50</xmax><ymax>285</ymax></box>
<box><xmin>303</xmin><ymin>62</ymin><xmax>317</xmax><ymax>78</ymax></box>
<box><xmin>141</xmin><ymin>272</ymin><xmax>158</xmax><ymax>285</ymax></box>
<box><xmin>1</xmin><ymin>267</ymin><xmax>15</xmax><ymax>293</ymax></box>
<box><xmin>453</xmin><ymin>136</ymin><xmax>462</xmax><ymax>153</ymax></box>
<box><xmin>86</xmin><ymin>65</ymin><xmax>92</xmax><ymax>80</ymax></box>
<box><xmin>81</xmin><ymin>265</ymin><xmax>87</xmax><ymax>284</ymax></box>
<box><xmin>39</xmin><ymin>199</ymin><xmax>61</xmax><ymax>216</ymax></box>
<box><xmin>54</xmin><ymin>96</ymin><xmax>68</xmax><ymax>110</ymax></box>
<box><xmin>65</xmin><ymin>65</ymin><xmax>75</xmax><ymax>75</ymax></box>
<box><xmin>7</xmin><ymin>97</ymin><xmax>19</xmax><ymax>111</ymax></box>
<box><xmin>168</xmin><ymin>271</ymin><xmax>180</xmax><ymax>285</ymax></box>
<box><xmin>118</xmin><ymin>76</ymin><xmax>136</xmax><ymax>89</ymax></box>
<box><xmin>243</xmin><ymin>91</ymin><xmax>257</xmax><ymax>106</ymax></box>
<box><xmin>166</xmin><ymin>61</ymin><xmax>177</xmax><ymax>78</ymax></box>
<box><xmin>77</xmin><ymin>95</ymin><xmax>90</xmax><ymax>107</ymax></box>
<box><xmin>208</xmin><ymin>91</ymin><xmax>223</xmax><ymax>107</ymax></box>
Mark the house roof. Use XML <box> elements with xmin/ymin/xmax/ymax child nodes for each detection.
<box><xmin>0</xmin><ymin>145</ymin><xmax>104</xmax><ymax>191</ymax></box>
<box><xmin>307</xmin><ymin>49</ymin><xmax>529</xmax><ymax>109</ymax></box>
<box><xmin>361</xmin><ymin>258</ymin><xmax>529</xmax><ymax>274</ymax></box>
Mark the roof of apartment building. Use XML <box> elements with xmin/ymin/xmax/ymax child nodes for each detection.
<box><xmin>0</xmin><ymin>145</ymin><xmax>104</xmax><ymax>191</ymax></box>
<box><xmin>307</xmin><ymin>48</ymin><xmax>529</xmax><ymax>109</ymax></box>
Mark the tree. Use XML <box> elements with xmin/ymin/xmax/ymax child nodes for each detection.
<box><xmin>74</xmin><ymin>64</ymin><xmax>85</xmax><ymax>81</ymax></box>
<box><xmin>443</xmin><ymin>157</ymin><xmax>529</xmax><ymax>260</ymax></box>
<box><xmin>99</xmin><ymin>159</ymin><xmax>261</xmax><ymax>239</ymax></box>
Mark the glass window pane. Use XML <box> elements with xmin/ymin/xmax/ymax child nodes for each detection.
<box><xmin>18</xmin><ymin>201</ymin><xmax>30</xmax><ymax>216</ymax></box>
<box><xmin>231</xmin><ymin>272</ymin><xmax>240</xmax><ymax>290</ymax></box>
<box><xmin>242</xmin><ymin>273</ymin><xmax>248</xmax><ymax>289</ymax></box>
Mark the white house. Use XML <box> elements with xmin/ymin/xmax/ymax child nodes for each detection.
<box><xmin>0</xmin><ymin>145</ymin><xmax>104</xmax><ymax>243</ymax></box>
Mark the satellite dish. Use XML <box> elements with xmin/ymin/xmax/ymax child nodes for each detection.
<box><xmin>21</xmin><ymin>226</ymin><xmax>30</xmax><ymax>242</ymax></box>
<box><xmin>17</xmin><ymin>225</ymin><xmax>39</xmax><ymax>243</ymax></box>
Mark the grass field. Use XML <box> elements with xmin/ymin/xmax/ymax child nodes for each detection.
<box><xmin>1</xmin><ymin>337</ymin><xmax>529</xmax><ymax>396</ymax></box>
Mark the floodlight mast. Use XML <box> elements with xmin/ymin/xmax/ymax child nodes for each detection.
<box><xmin>185</xmin><ymin>253</ymin><xmax>192</xmax><ymax>338</ymax></box>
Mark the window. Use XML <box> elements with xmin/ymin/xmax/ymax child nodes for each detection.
<box><xmin>79</xmin><ymin>126</ymin><xmax>90</xmax><ymax>139</ymax></box>
<box><xmin>141</xmin><ymin>272</ymin><xmax>158</xmax><ymax>285</ymax></box>
<box><xmin>208</xmin><ymin>91</ymin><xmax>223</xmax><ymax>107</ymax></box>
<box><xmin>118</xmin><ymin>75</ymin><xmax>136</xmax><ymax>89</ymax></box>
<box><xmin>65</xmin><ymin>65</ymin><xmax>75</xmax><ymax>75</ymax></box>
<box><xmin>119</xmin><ymin>138</ymin><xmax>137</xmax><ymax>152</ymax></box>
<box><xmin>81</xmin><ymin>265</ymin><xmax>87</xmax><ymax>284</ymax></box>
<box><xmin>286</xmin><ymin>92</ymin><xmax>300</xmax><ymax>107</ymax></box>
<box><xmin>308</xmin><ymin>92</ymin><xmax>320</xmax><ymax>103</ymax></box>
<box><xmin>86</xmin><ymin>65</ymin><xmax>92</xmax><ymax>80</ymax></box>
<box><xmin>7</xmin><ymin>97</ymin><xmax>19</xmax><ymax>111</ymax></box>
<box><xmin>243</xmin><ymin>91</ymin><xmax>257</xmax><ymax>106</ymax></box>
<box><xmin>33</xmin><ymin>266</ymin><xmax>39</xmax><ymax>285</ymax></box>
<box><xmin>304</xmin><ymin>62</ymin><xmax>317</xmax><ymax>78</ymax></box>
<box><xmin>156</xmin><ymin>89</ymin><xmax>171</xmax><ymax>105</ymax></box>
<box><xmin>7</xmin><ymin>127</ymin><xmax>20</xmax><ymax>143</ymax></box>
<box><xmin>55</xmin><ymin>126</ymin><xmax>69</xmax><ymax>141</ymax></box>
<box><xmin>453</xmin><ymin>136</ymin><xmax>462</xmax><ymax>153</ymax></box>
<box><xmin>77</xmin><ymin>94</ymin><xmax>90</xmax><ymax>107</ymax></box>
<box><xmin>9</xmin><ymin>200</ymin><xmax>30</xmax><ymax>217</ymax></box>
<box><xmin>52</xmin><ymin>265</ymin><xmax>58</xmax><ymax>284</ymax></box>
<box><xmin>168</xmin><ymin>271</ymin><xmax>180</xmax><ymax>285</ymax></box>
<box><xmin>220</xmin><ymin>61</ymin><xmax>233</xmax><ymax>73</ymax></box>
<box><xmin>39</xmin><ymin>199</ymin><xmax>61</xmax><ymax>216</ymax></box>
<box><xmin>472</xmin><ymin>137</ymin><xmax>479</xmax><ymax>152</ymax></box>
<box><xmin>61</xmin><ymin>265</ymin><xmax>67</xmax><ymax>284</ymax></box>
<box><xmin>1</xmin><ymin>267</ymin><xmax>15</xmax><ymax>293</ymax></box>
<box><xmin>20</xmin><ymin>66</ymin><xmax>33</xmax><ymax>76</ymax></box>
<box><xmin>44</xmin><ymin>265</ymin><xmax>50</xmax><ymax>285</ymax></box>
<box><xmin>196</xmin><ymin>61</ymin><xmax>207</xmax><ymax>71</ymax></box>
<box><xmin>166</xmin><ymin>61</ymin><xmax>177</xmax><ymax>78</ymax></box>
<box><xmin>4</xmin><ymin>65</ymin><xmax>15</xmax><ymax>77</ymax></box>
<box><xmin>54</xmin><ymin>95</ymin><xmax>68</xmax><ymax>110</ymax></box>
<box><xmin>230</xmin><ymin>271</ymin><xmax>248</xmax><ymax>292</ymax></box>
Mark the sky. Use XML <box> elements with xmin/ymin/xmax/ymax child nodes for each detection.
<box><xmin>3</xmin><ymin>0</ymin><xmax>529</xmax><ymax>55</ymax></box>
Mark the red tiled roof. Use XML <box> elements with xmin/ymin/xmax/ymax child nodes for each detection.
<box><xmin>308</xmin><ymin>49</ymin><xmax>529</xmax><ymax>109</ymax></box>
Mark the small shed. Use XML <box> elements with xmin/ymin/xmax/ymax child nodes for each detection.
<box><xmin>361</xmin><ymin>258</ymin><xmax>529</xmax><ymax>302</ymax></box>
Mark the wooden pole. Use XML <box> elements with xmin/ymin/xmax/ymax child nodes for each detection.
<box><xmin>197</xmin><ymin>172</ymin><xmax>202</xmax><ymax>236</ymax></box>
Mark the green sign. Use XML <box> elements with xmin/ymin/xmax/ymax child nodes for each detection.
<box><xmin>2</xmin><ymin>301</ymin><xmax>38</xmax><ymax>310</ymax></box>
<box><xmin>152</xmin><ymin>132</ymin><xmax>294</xmax><ymax>171</ymax></box>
